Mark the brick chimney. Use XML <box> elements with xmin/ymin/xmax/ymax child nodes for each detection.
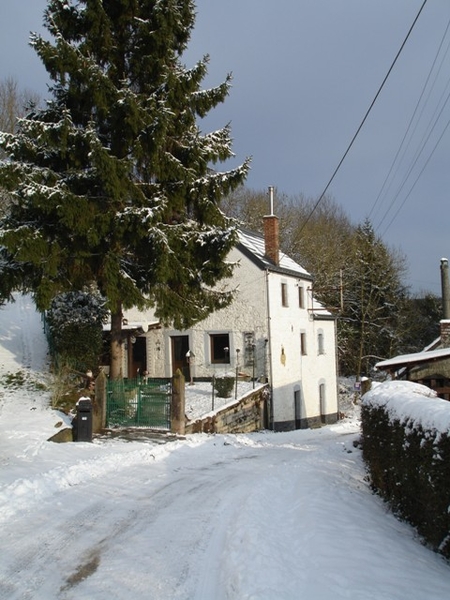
<box><xmin>263</xmin><ymin>186</ymin><xmax>280</xmax><ymax>266</ymax></box>
<box><xmin>440</xmin><ymin>320</ymin><xmax>450</xmax><ymax>347</ymax></box>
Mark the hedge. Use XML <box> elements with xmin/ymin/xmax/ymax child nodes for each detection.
<box><xmin>361</xmin><ymin>381</ymin><xmax>450</xmax><ymax>560</ymax></box>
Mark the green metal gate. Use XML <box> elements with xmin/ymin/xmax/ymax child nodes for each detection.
<box><xmin>106</xmin><ymin>377</ymin><xmax>171</xmax><ymax>430</ymax></box>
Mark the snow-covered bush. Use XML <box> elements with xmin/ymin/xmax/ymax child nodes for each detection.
<box><xmin>361</xmin><ymin>381</ymin><xmax>450</xmax><ymax>559</ymax></box>
<box><xmin>46</xmin><ymin>291</ymin><xmax>108</xmax><ymax>373</ymax></box>
<box><xmin>214</xmin><ymin>376</ymin><xmax>235</xmax><ymax>398</ymax></box>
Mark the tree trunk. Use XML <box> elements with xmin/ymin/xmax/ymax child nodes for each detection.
<box><xmin>110</xmin><ymin>303</ymin><xmax>123</xmax><ymax>380</ymax></box>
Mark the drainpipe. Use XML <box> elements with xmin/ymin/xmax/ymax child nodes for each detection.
<box><xmin>265</xmin><ymin>269</ymin><xmax>275</xmax><ymax>430</ymax></box>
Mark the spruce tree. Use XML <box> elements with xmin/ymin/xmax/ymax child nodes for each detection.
<box><xmin>0</xmin><ymin>0</ymin><xmax>249</xmax><ymax>378</ymax></box>
<box><xmin>340</xmin><ymin>220</ymin><xmax>406</xmax><ymax>377</ymax></box>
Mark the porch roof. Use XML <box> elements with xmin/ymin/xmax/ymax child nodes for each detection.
<box><xmin>102</xmin><ymin>320</ymin><xmax>159</xmax><ymax>333</ymax></box>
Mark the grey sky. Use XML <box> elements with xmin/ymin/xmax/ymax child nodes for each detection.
<box><xmin>1</xmin><ymin>1</ymin><xmax>449</xmax><ymax>295</ymax></box>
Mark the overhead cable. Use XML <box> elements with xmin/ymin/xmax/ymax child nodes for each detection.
<box><xmin>368</xmin><ymin>16</ymin><xmax>450</xmax><ymax>222</ymax></box>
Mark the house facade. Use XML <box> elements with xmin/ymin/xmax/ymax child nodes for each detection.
<box><xmin>109</xmin><ymin>211</ymin><xmax>339</xmax><ymax>430</ymax></box>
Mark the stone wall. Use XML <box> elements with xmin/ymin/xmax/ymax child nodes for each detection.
<box><xmin>186</xmin><ymin>385</ymin><xmax>268</xmax><ymax>434</ymax></box>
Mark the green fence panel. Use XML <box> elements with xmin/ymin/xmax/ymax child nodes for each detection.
<box><xmin>106</xmin><ymin>378</ymin><xmax>171</xmax><ymax>430</ymax></box>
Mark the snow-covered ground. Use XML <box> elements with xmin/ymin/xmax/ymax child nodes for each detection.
<box><xmin>0</xmin><ymin>295</ymin><xmax>449</xmax><ymax>599</ymax></box>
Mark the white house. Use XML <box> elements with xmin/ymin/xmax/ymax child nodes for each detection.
<box><xmin>111</xmin><ymin>206</ymin><xmax>339</xmax><ymax>430</ymax></box>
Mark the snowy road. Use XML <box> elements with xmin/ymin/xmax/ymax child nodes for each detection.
<box><xmin>1</xmin><ymin>295</ymin><xmax>450</xmax><ymax>599</ymax></box>
<box><xmin>1</xmin><ymin>426</ymin><xmax>450</xmax><ymax>600</ymax></box>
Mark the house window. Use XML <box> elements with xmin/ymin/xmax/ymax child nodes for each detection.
<box><xmin>300</xmin><ymin>332</ymin><xmax>307</xmax><ymax>356</ymax></box>
<box><xmin>298</xmin><ymin>286</ymin><xmax>304</xmax><ymax>309</ymax></box>
<box><xmin>281</xmin><ymin>282</ymin><xmax>288</xmax><ymax>307</ymax></box>
<box><xmin>318</xmin><ymin>331</ymin><xmax>324</xmax><ymax>355</ymax></box>
<box><xmin>210</xmin><ymin>333</ymin><xmax>230</xmax><ymax>364</ymax></box>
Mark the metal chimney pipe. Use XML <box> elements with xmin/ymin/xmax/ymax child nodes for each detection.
<box><xmin>268</xmin><ymin>186</ymin><xmax>274</xmax><ymax>216</ymax></box>
<box><xmin>440</xmin><ymin>258</ymin><xmax>450</xmax><ymax>319</ymax></box>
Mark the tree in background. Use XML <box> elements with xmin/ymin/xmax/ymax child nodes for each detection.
<box><xmin>0</xmin><ymin>0</ymin><xmax>249</xmax><ymax>378</ymax></box>
<box><xmin>397</xmin><ymin>293</ymin><xmax>441</xmax><ymax>354</ymax></box>
<box><xmin>0</xmin><ymin>77</ymin><xmax>40</xmax><ymax>216</ymax></box>
<box><xmin>339</xmin><ymin>220</ymin><xmax>408</xmax><ymax>377</ymax></box>
<box><xmin>0</xmin><ymin>77</ymin><xmax>40</xmax><ymax>139</ymax></box>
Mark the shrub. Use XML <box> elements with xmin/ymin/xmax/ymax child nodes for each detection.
<box><xmin>214</xmin><ymin>376</ymin><xmax>235</xmax><ymax>398</ymax></box>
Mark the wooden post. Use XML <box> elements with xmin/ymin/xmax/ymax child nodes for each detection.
<box><xmin>360</xmin><ymin>377</ymin><xmax>372</xmax><ymax>397</ymax></box>
<box><xmin>171</xmin><ymin>368</ymin><xmax>186</xmax><ymax>435</ymax></box>
<box><xmin>94</xmin><ymin>369</ymin><xmax>108</xmax><ymax>432</ymax></box>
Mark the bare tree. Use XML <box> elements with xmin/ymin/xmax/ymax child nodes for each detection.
<box><xmin>0</xmin><ymin>76</ymin><xmax>40</xmax><ymax>135</ymax></box>
<box><xmin>0</xmin><ymin>77</ymin><xmax>41</xmax><ymax>216</ymax></box>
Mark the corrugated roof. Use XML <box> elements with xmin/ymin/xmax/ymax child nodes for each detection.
<box><xmin>376</xmin><ymin>347</ymin><xmax>450</xmax><ymax>370</ymax></box>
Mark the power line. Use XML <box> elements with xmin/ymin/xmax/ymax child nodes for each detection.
<box><xmin>368</xmin><ymin>16</ymin><xmax>450</xmax><ymax>223</ymax></box>
<box><xmin>379</xmin><ymin>114</ymin><xmax>450</xmax><ymax>237</ymax></box>
<box><xmin>376</xmin><ymin>84</ymin><xmax>450</xmax><ymax>233</ymax></box>
<box><xmin>297</xmin><ymin>0</ymin><xmax>429</xmax><ymax>237</ymax></box>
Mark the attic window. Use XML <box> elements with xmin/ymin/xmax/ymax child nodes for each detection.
<box><xmin>281</xmin><ymin>282</ymin><xmax>288</xmax><ymax>307</ymax></box>
<box><xmin>298</xmin><ymin>286</ymin><xmax>305</xmax><ymax>309</ymax></box>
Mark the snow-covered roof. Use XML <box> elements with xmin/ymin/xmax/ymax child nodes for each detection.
<box><xmin>237</xmin><ymin>229</ymin><xmax>332</xmax><ymax>318</ymax></box>
<box><xmin>102</xmin><ymin>320</ymin><xmax>159</xmax><ymax>332</ymax></box>
<box><xmin>237</xmin><ymin>229</ymin><xmax>312</xmax><ymax>279</ymax></box>
<box><xmin>376</xmin><ymin>347</ymin><xmax>450</xmax><ymax>370</ymax></box>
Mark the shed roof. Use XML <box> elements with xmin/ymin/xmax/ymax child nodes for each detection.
<box><xmin>376</xmin><ymin>347</ymin><xmax>450</xmax><ymax>371</ymax></box>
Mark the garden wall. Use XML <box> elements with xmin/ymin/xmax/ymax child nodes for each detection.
<box><xmin>361</xmin><ymin>381</ymin><xmax>450</xmax><ymax>560</ymax></box>
<box><xmin>186</xmin><ymin>385</ymin><xmax>268</xmax><ymax>434</ymax></box>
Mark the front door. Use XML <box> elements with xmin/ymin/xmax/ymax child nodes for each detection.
<box><xmin>132</xmin><ymin>336</ymin><xmax>147</xmax><ymax>378</ymax></box>
<box><xmin>171</xmin><ymin>335</ymin><xmax>190</xmax><ymax>380</ymax></box>
<box><xmin>127</xmin><ymin>335</ymin><xmax>147</xmax><ymax>378</ymax></box>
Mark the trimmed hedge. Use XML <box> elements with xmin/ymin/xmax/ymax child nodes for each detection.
<box><xmin>361</xmin><ymin>382</ymin><xmax>450</xmax><ymax>560</ymax></box>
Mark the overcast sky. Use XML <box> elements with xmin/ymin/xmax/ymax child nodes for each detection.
<box><xmin>1</xmin><ymin>1</ymin><xmax>450</xmax><ymax>295</ymax></box>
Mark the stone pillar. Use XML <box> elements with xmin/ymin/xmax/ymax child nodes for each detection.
<box><xmin>171</xmin><ymin>369</ymin><xmax>186</xmax><ymax>435</ymax></box>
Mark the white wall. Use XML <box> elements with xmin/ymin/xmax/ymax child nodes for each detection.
<box><xmin>266</xmin><ymin>272</ymin><xmax>338</xmax><ymax>429</ymax></box>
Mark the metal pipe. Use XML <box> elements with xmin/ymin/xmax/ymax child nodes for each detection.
<box><xmin>268</xmin><ymin>186</ymin><xmax>274</xmax><ymax>215</ymax></box>
<box><xmin>441</xmin><ymin>258</ymin><xmax>450</xmax><ymax>319</ymax></box>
